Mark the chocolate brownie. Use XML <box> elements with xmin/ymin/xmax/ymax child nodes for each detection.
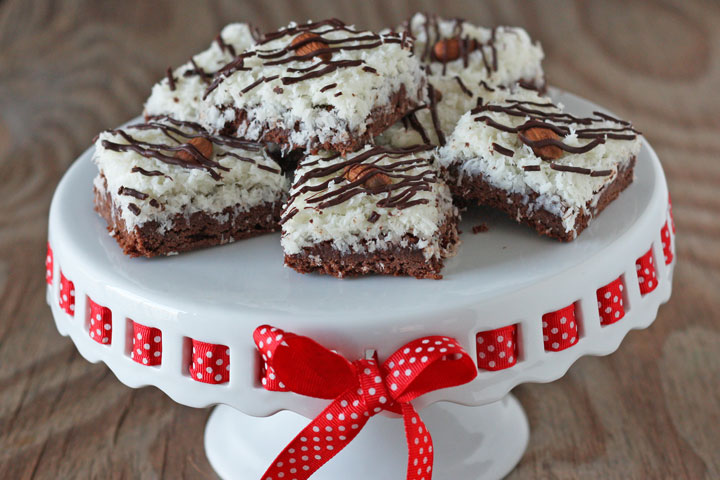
<box><xmin>199</xmin><ymin>19</ymin><xmax>426</xmax><ymax>155</ymax></box>
<box><xmin>280</xmin><ymin>145</ymin><xmax>460</xmax><ymax>279</ymax></box>
<box><xmin>437</xmin><ymin>85</ymin><xmax>642</xmax><ymax>241</ymax></box>
<box><xmin>92</xmin><ymin>117</ymin><xmax>289</xmax><ymax>257</ymax></box>
<box><xmin>376</xmin><ymin>13</ymin><xmax>546</xmax><ymax>148</ymax></box>
<box><xmin>144</xmin><ymin>23</ymin><xmax>260</xmax><ymax>122</ymax></box>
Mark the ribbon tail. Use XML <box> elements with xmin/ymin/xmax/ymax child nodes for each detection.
<box><xmin>401</xmin><ymin>403</ymin><xmax>434</xmax><ymax>480</ymax></box>
<box><xmin>260</xmin><ymin>389</ymin><xmax>370</xmax><ymax>480</ymax></box>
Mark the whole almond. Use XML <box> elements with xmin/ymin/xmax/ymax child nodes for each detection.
<box><xmin>519</xmin><ymin>127</ymin><xmax>563</xmax><ymax>160</ymax></box>
<box><xmin>433</xmin><ymin>38</ymin><xmax>461</xmax><ymax>62</ymax></box>
<box><xmin>176</xmin><ymin>137</ymin><xmax>213</xmax><ymax>162</ymax></box>
<box><xmin>343</xmin><ymin>164</ymin><xmax>392</xmax><ymax>190</ymax></box>
<box><xmin>291</xmin><ymin>32</ymin><xmax>331</xmax><ymax>62</ymax></box>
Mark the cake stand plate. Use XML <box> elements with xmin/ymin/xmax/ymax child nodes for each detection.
<box><xmin>46</xmin><ymin>88</ymin><xmax>675</xmax><ymax>480</ymax></box>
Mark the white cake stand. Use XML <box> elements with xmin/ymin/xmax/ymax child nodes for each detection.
<box><xmin>46</xmin><ymin>89</ymin><xmax>675</xmax><ymax>480</ymax></box>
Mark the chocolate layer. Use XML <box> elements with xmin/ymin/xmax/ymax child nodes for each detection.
<box><xmin>284</xmin><ymin>214</ymin><xmax>460</xmax><ymax>279</ymax></box>
<box><xmin>94</xmin><ymin>182</ymin><xmax>282</xmax><ymax>257</ymax></box>
<box><xmin>447</xmin><ymin>156</ymin><xmax>636</xmax><ymax>241</ymax></box>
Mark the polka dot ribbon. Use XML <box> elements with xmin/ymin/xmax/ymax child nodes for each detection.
<box><xmin>542</xmin><ymin>304</ymin><xmax>578</xmax><ymax>352</ymax></box>
<box><xmin>597</xmin><ymin>277</ymin><xmax>625</xmax><ymax>326</ymax></box>
<box><xmin>253</xmin><ymin>325</ymin><xmax>477</xmax><ymax>480</ymax></box>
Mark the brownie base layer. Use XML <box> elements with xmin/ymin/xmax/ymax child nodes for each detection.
<box><xmin>221</xmin><ymin>84</ymin><xmax>420</xmax><ymax>155</ymax></box>
<box><xmin>447</xmin><ymin>156</ymin><xmax>636</xmax><ymax>242</ymax></box>
<box><xmin>94</xmin><ymin>186</ymin><xmax>282</xmax><ymax>257</ymax></box>
<box><xmin>284</xmin><ymin>215</ymin><xmax>460</xmax><ymax>280</ymax></box>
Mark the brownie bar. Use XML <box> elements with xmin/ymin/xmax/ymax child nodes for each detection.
<box><xmin>448</xmin><ymin>156</ymin><xmax>636</xmax><ymax>241</ymax></box>
<box><xmin>281</xmin><ymin>145</ymin><xmax>460</xmax><ymax>279</ymax></box>
<box><xmin>375</xmin><ymin>13</ymin><xmax>546</xmax><ymax>148</ymax></box>
<box><xmin>144</xmin><ymin>23</ymin><xmax>259</xmax><ymax>122</ymax></box>
<box><xmin>199</xmin><ymin>19</ymin><xmax>426</xmax><ymax>154</ymax></box>
<box><xmin>438</xmin><ymin>85</ymin><xmax>642</xmax><ymax>241</ymax></box>
<box><xmin>94</xmin><ymin>181</ymin><xmax>281</xmax><ymax>257</ymax></box>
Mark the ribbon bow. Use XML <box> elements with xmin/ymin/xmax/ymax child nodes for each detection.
<box><xmin>253</xmin><ymin>325</ymin><xmax>478</xmax><ymax>480</ymax></box>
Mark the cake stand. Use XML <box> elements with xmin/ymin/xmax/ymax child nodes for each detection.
<box><xmin>45</xmin><ymin>89</ymin><xmax>675</xmax><ymax>480</ymax></box>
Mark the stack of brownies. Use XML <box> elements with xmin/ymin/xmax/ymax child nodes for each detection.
<box><xmin>92</xmin><ymin>14</ymin><xmax>642</xmax><ymax>279</ymax></box>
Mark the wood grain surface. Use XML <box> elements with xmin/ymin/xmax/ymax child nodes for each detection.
<box><xmin>1</xmin><ymin>0</ymin><xmax>719</xmax><ymax>478</ymax></box>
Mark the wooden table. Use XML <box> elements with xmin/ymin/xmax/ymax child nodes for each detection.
<box><xmin>1</xmin><ymin>0</ymin><xmax>718</xmax><ymax>478</ymax></box>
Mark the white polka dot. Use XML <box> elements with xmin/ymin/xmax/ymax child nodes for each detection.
<box><xmin>403</xmin><ymin>348</ymin><xmax>410</xmax><ymax>354</ymax></box>
<box><xmin>409</xmin><ymin>357</ymin><xmax>416</xmax><ymax>363</ymax></box>
<box><xmin>405</xmin><ymin>369</ymin><xmax>412</xmax><ymax>376</ymax></box>
<box><xmin>542</xmin><ymin>321</ymin><xmax>548</xmax><ymax>328</ymax></box>
<box><xmin>551</xmin><ymin>328</ymin><xmax>558</xmax><ymax>334</ymax></box>
<box><xmin>197</xmin><ymin>357</ymin><xmax>203</xmax><ymax>364</ymax></box>
<box><xmin>374</xmin><ymin>376</ymin><xmax>381</xmax><ymax>383</ymax></box>
<box><xmin>154</xmin><ymin>336</ymin><xmax>161</xmax><ymax>343</ymax></box>
<box><xmin>154</xmin><ymin>351</ymin><xmax>161</xmax><ymax>357</ymax></box>
<box><xmin>206</xmin><ymin>351</ymin><xmax>213</xmax><ymax>358</ymax></box>
<box><xmin>543</xmin><ymin>335</ymin><xmax>549</xmax><ymax>342</ymax></box>
<box><xmin>488</xmin><ymin>361</ymin><xmax>495</xmax><ymax>367</ymax></box>
<box><xmin>196</xmin><ymin>373</ymin><xmax>202</xmax><ymax>379</ymax></box>
<box><xmin>499</xmin><ymin>351</ymin><xmax>506</xmax><ymax>358</ymax></box>
<box><xmin>487</xmin><ymin>345</ymin><xmax>495</xmax><ymax>352</ymax></box>
<box><xmin>604</xmin><ymin>292</ymin><xmax>611</xmax><ymax>299</ymax></box>
<box><xmin>562</xmin><ymin>332</ymin><xmax>568</xmax><ymax>339</ymax></box>
<box><xmin>102</xmin><ymin>337</ymin><xmax>108</xmax><ymax>344</ymax></box>
<box><xmin>142</xmin><ymin>358</ymin><xmax>148</xmax><ymax>364</ymax></box>
<box><xmin>615</xmin><ymin>311</ymin><xmax>621</xmax><ymax>318</ymax></box>
<box><xmin>507</xmin><ymin>340</ymin><xmax>512</xmax><ymax>348</ymax></box>
<box><xmin>552</xmin><ymin>342</ymin><xmax>560</xmax><ymax>349</ymax></box>
<box><xmin>478</xmin><ymin>352</ymin><xmax>485</xmax><ymax>359</ymax></box>
<box><xmin>216</xmin><ymin>358</ymin><xmax>223</xmax><ymax>365</ymax></box>
<box><xmin>96</xmin><ymin>314</ymin><xmax>101</xmax><ymax>321</ymax></box>
<box><xmin>137</xmin><ymin>333</ymin><xmax>142</xmax><ymax>340</ymax></box>
<box><xmin>326</xmin><ymin>413</ymin><xmax>333</xmax><ymax>420</ymax></box>
<box><xmin>422</xmin><ymin>339</ymin><xmax>429</xmax><ymax>344</ymax></box>
<box><xmin>391</xmin><ymin>383</ymin><xmax>398</xmax><ymax>390</ymax></box>
<box><xmin>421</xmin><ymin>356</ymin><xmax>428</xmax><ymax>363</ymax></box>
<box><xmin>477</xmin><ymin>337</ymin><xmax>484</xmax><ymax>344</ymax></box>
<box><xmin>144</xmin><ymin>343</ymin><xmax>150</xmax><ymax>350</ymax></box>
<box><xmin>368</xmin><ymin>387</ymin><xmax>376</xmax><ymax>395</ymax></box>
<box><xmin>605</xmin><ymin>307</ymin><xmax>612</xmax><ymax>314</ymax></box>
<box><xmin>206</xmin><ymin>366</ymin><xmax>213</xmax><ymax>373</ymax></box>
<box><xmin>497</xmin><ymin>335</ymin><xmax>504</xmax><ymax>342</ymax></box>
<box><xmin>104</xmin><ymin>323</ymin><xmax>111</xmax><ymax>331</ymax></box>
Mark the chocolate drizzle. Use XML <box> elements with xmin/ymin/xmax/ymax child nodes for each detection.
<box><xmin>127</xmin><ymin>203</ymin><xmax>141</xmax><ymax>216</ymax></box>
<box><xmin>454</xmin><ymin>76</ymin><xmax>472</xmax><ymax>97</ymax></box>
<box><xmin>281</xmin><ymin>145</ymin><xmax>437</xmax><ymax>223</ymax></box>
<box><xmin>427</xmin><ymin>84</ymin><xmax>445</xmax><ymax>146</ymax></box>
<box><xmin>215</xmin><ymin>33</ymin><xmax>236</xmax><ymax>57</ymax></box>
<box><xmin>118</xmin><ymin>186</ymin><xmax>149</xmax><ymax>200</ymax></box>
<box><xmin>492</xmin><ymin>143</ymin><xmax>514</xmax><ymax>157</ymax></box>
<box><xmin>204</xmin><ymin>19</ymin><xmax>412</xmax><ymax>99</ymax></box>
<box><xmin>166</xmin><ymin>67</ymin><xmax>176</xmax><ymax>91</ymax></box>
<box><xmin>471</xmin><ymin>95</ymin><xmax>639</xmax><ymax>170</ymax></box>
<box><xmin>408</xmin><ymin>14</ymin><xmax>499</xmax><ymax>72</ymax></box>
<box><xmin>101</xmin><ymin>116</ymin><xmax>272</xmax><ymax>181</ymax></box>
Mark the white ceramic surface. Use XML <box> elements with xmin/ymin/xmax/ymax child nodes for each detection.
<box><xmin>205</xmin><ymin>397</ymin><xmax>529</xmax><ymax>480</ymax></box>
<box><xmin>47</xmin><ymin>88</ymin><xmax>674</xmax><ymax>419</ymax></box>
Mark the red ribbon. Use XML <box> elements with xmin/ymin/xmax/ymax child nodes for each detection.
<box><xmin>253</xmin><ymin>325</ymin><xmax>478</xmax><ymax>480</ymax></box>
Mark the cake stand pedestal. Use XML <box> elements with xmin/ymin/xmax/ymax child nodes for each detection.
<box><xmin>46</xmin><ymin>89</ymin><xmax>675</xmax><ymax>480</ymax></box>
<box><xmin>205</xmin><ymin>397</ymin><xmax>528</xmax><ymax>480</ymax></box>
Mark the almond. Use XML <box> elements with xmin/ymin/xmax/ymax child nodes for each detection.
<box><xmin>176</xmin><ymin>137</ymin><xmax>213</xmax><ymax>162</ymax></box>
<box><xmin>291</xmin><ymin>32</ymin><xmax>331</xmax><ymax>62</ymax></box>
<box><xmin>519</xmin><ymin>127</ymin><xmax>563</xmax><ymax>160</ymax></box>
<box><xmin>433</xmin><ymin>38</ymin><xmax>460</xmax><ymax>62</ymax></box>
<box><xmin>343</xmin><ymin>164</ymin><xmax>392</xmax><ymax>190</ymax></box>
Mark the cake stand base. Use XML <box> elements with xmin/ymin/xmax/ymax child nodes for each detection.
<box><xmin>205</xmin><ymin>395</ymin><xmax>529</xmax><ymax>480</ymax></box>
